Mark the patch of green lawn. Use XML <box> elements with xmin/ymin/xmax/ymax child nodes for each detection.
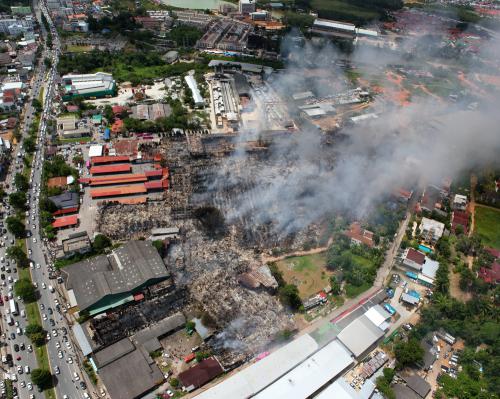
<box><xmin>475</xmin><ymin>206</ymin><xmax>500</xmax><ymax>249</ymax></box>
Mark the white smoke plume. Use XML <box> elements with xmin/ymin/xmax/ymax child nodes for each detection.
<box><xmin>200</xmin><ymin>28</ymin><xmax>500</xmax><ymax>238</ymax></box>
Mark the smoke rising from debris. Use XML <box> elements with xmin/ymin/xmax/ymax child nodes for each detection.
<box><xmin>207</xmin><ymin>32</ymin><xmax>500</xmax><ymax>237</ymax></box>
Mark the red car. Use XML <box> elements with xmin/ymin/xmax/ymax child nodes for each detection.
<box><xmin>16</xmin><ymin>356</ymin><xmax>21</xmax><ymax>361</ymax></box>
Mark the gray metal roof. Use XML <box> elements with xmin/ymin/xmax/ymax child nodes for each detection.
<box><xmin>72</xmin><ymin>323</ymin><xmax>93</xmax><ymax>356</ymax></box>
<box><xmin>132</xmin><ymin>313</ymin><xmax>185</xmax><ymax>352</ymax></box>
<box><xmin>94</xmin><ymin>339</ymin><xmax>163</xmax><ymax>399</ymax></box>
<box><xmin>63</xmin><ymin>241</ymin><xmax>169</xmax><ymax>311</ymax></box>
<box><xmin>337</xmin><ymin>314</ymin><xmax>384</xmax><ymax>358</ymax></box>
<box><xmin>48</xmin><ymin>191</ymin><xmax>79</xmax><ymax>209</ymax></box>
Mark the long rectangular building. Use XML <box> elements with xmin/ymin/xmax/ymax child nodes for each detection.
<box><xmin>90</xmin><ymin>164</ymin><xmax>132</xmax><ymax>175</ymax></box>
<box><xmin>90</xmin><ymin>185</ymin><xmax>147</xmax><ymax>199</ymax></box>
<box><xmin>253</xmin><ymin>340</ymin><xmax>353</xmax><ymax>399</ymax></box>
<box><xmin>195</xmin><ymin>334</ymin><xmax>319</xmax><ymax>399</ymax></box>
<box><xmin>61</xmin><ymin>72</ymin><xmax>116</xmax><ymax>101</ymax></box>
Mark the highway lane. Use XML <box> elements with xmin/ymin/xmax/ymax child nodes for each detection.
<box><xmin>26</xmin><ymin>1</ymin><xmax>87</xmax><ymax>398</ymax></box>
<box><xmin>1</xmin><ymin>0</ymin><xmax>84</xmax><ymax>397</ymax></box>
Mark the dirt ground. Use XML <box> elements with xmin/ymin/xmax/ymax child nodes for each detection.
<box><xmin>159</xmin><ymin>329</ymin><xmax>203</xmax><ymax>376</ymax></box>
<box><xmin>84</xmin><ymin>81</ymin><xmax>166</xmax><ymax>106</ymax></box>
<box><xmin>449</xmin><ymin>269</ymin><xmax>472</xmax><ymax>302</ymax></box>
<box><xmin>276</xmin><ymin>253</ymin><xmax>333</xmax><ymax>299</ymax></box>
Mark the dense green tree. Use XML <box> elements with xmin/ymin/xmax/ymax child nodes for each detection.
<box><xmin>31</xmin><ymin>368</ymin><xmax>52</xmax><ymax>389</ymax></box>
<box><xmin>9</xmin><ymin>191</ymin><xmax>27</xmax><ymax>211</ymax></box>
<box><xmin>330</xmin><ymin>276</ymin><xmax>341</xmax><ymax>295</ymax></box>
<box><xmin>278</xmin><ymin>284</ymin><xmax>303</xmax><ymax>311</ymax></box>
<box><xmin>394</xmin><ymin>338</ymin><xmax>424</xmax><ymax>369</ymax></box>
<box><xmin>93</xmin><ymin>234</ymin><xmax>112</xmax><ymax>253</ymax></box>
<box><xmin>14</xmin><ymin>173</ymin><xmax>29</xmax><ymax>192</ymax></box>
<box><xmin>6</xmin><ymin>245</ymin><xmax>29</xmax><ymax>268</ymax></box>
<box><xmin>14</xmin><ymin>279</ymin><xmax>36</xmax><ymax>302</ymax></box>
<box><xmin>6</xmin><ymin>216</ymin><xmax>25</xmax><ymax>238</ymax></box>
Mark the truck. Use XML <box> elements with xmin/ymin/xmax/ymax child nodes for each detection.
<box><xmin>9</xmin><ymin>299</ymin><xmax>18</xmax><ymax>316</ymax></box>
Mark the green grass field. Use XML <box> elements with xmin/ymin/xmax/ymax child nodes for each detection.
<box><xmin>345</xmin><ymin>282</ymin><xmax>371</xmax><ymax>298</ymax></box>
<box><xmin>277</xmin><ymin>253</ymin><xmax>333</xmax><ymax>299</ymax></box>
<box><xmin>59</xmin><ymin>136</ymin><xmax>92</xmax><ymax>144</ymax></box>
<box><xmin>66</xmin><ymin>45</ymin><xmax>93</xmax><ymax>53</ymax></box>
<box><xmin>475</xmin><ymin>206</ymin><xmax>500</xmax><ymax>249</ymax></box>
<box><xmin>311</xmin><ymin>0</ymin><xmax>380</xmax><ymax>20</ymax></box>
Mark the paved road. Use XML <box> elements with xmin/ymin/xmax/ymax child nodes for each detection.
<box><xmin>1</xmin><ymin>1</ymin><xmax>87</xmax><ymax>398</ymax></box>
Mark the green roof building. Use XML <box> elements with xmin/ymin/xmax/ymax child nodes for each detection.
<box><xmin>61</xmin><ymin>72</ymin><xmax>116</xmax><ymax>101</ymax></box>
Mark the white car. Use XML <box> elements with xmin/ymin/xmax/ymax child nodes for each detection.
<box><xmin>52</xmin><ymin>329</ymin><xmax>58</xmax><ymax>337</ymax></box>
<box><xmin>27</xmin><ymin>345</ymin><xmax>32</xmax><ymax>352</ymax></box>
<box><xmin>20</xmin><ymin>381</ymin><xmax>26</xmax><ymax>388</ymax></box>
<box><xmin>55</xmin><ymin>342</ymin><xmax>61</xmax><ymax>349</ymax></box>
<box><xmin>41</xmin><ymin>282</ymin><xmax>46</xmax><ymax>289</ymax></box>
<box><xmin>67</xmin><ymin>356</ymin><xmax>73</xmax><ymax>364</ymax></box>
<box><xmin>42</xmin><ymin>313</ymin><xmax>47</xmax><ymax>321</ymax></box>
<box><xmin>27</xmin><ymin>382</ymin><xmax>33</xmax><ymax>391</ymax></box>
<box><xmin>57</xmin><ymin>350</ymin><xmax>63</xmax><ymax>359</ymax></box>
<box><xmin>17</xmin><ymin>365</ymin><xmax>23</xmax><ymax>374</ymax></box>
<box><xmin>54</xmin><ymin>366</ymin><xmax>60</xmax><ymax>375</ymax></box>
<box><xmin>32</xmin><ymin>238</ymin><xmax>37</xmax><ymax>243</ymax></box>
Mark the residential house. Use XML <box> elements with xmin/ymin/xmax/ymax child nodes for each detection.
<box><xmin>452</xmin><ymin>194</ymin><xmax>467</xmax><ymax>211</ymax></box>
<box><xmin>401</xmin><ymin>248</ymin><xmax>426</xmax><ymax>271</ymax></box>
<box><xmin>419</xmin><ymin>217</ymin><xmax>445</xmax><ymax>243</ymax></box>
<box><xmin>478</xmin><ymin>262</ymin><xmax>500</xmax><ymax>285</ymax></box>
<box><xmin>345</xmin><ymin>222</ymin><xmax>375</xmax><ymax>248</ymax></box>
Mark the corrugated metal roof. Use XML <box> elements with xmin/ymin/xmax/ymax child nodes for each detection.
<box><xmin>90</xmin><ymin>164</ymin><xmax>132</xmax><ymax>175</ymax></box>
<box><xmin>91</xmin><ymin>155</ymin><xmax>130</xmax><ymax>165</ymax></box>
<box><xmin>89</xmin><ymin>174</ymin><xmax>147</xmax><ymax>186</ymax></box>
<box><xmin>52</xmin><ymin>215</ymin><xmax>79</xmax><ymax>228</ymax></box>
<box><xmin>73</xmin><ymin>323</ymin><xmax>93</xmax><ymax>356</ymax></box>
<box><xmin>253</xmin><ymin>340</ymin><xmax>353</xmax><ymax>399</ymax></box>
<box><xmin>194</xmin><ymin>334</ymin><xmax>318</xmax><ymax>399</ymax></box>
<box><xmin>90</xmin><ymin>185</ymin><xmax>147</xmax><ymax>198</ymax></box>
<box><xmin>52</xmin><ymin>206</ymin><xmax>79</xmax><ymax>216</ymax></box>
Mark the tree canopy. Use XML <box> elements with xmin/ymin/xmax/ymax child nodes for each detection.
<box><xmin>14</xmin><ymin>279</ymin><xmax>36</xmax><ymax>303</ymax></box>
<box><xmin>31</xmin><ymin>368</ymin><xmax>52</xmax><ymax>389</ymax></box>
<box><xmin>6</xmin><ymin>216</ymin><xmax>25</xmax><ymax>238</ymax></box>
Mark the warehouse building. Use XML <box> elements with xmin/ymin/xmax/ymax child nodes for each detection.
<box><xmin>61</xmin><ymin>72</ymin><xmax>116</xmax><ymax>101</ymax></box>
<box><xmin>179</xmin><ymin>357</ymin><xmax>224</xmax><ymax>392</ymax></box>
<box><xmin>62</xmin><ymin>240</ymin><xmax>170</xmax><ymax>315</ymax></box>
<box><xmin>49</xmin><ymin>192</ymin><xmax>80</xmax><ymax>210</ymax></box>
<box><xmin>184</xmin><ymin>75</ymin><xmax>204</xmax><ymax>107</ymax></box>
<box><xmin>93</xmin><ymin>338</ymin><xmax>163</xmax><ymax>399</ymax></box>
<box><xmin>337</xmin><ymin>314</ymin><xmax>385</xmax><ymax>359</ymax></box>
<box><xmin>195</xmin><ymin>334</ymin><xmax>320</xmax><ymax>399</ymax></box>
<box><xmin>253</xmin><ymin>340</ymin><xmax>353</xmax><ymax>399</ymax></box>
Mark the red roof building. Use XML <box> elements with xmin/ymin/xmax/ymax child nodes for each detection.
<box><xmin>478</xmin><ymin>262</ymin><xmax>500</xmax><ymax>284</ymax></box>
<box><xmin>90</xmin><ymin>164</ymin><xmax>131</xmax><ymax>175</ymax></box>
<box><xmin>90</xmin><ymin>185</ymin><xmax>147</xmax><ymax>199</ymax></box>
<box><xmin>451</xmin><ymin>211</ymin><xmax>469</xmax><ymax>234</ymax></box>
<box><xmin>112</xmin><ymin>105</ymin><xmax>129</xmax><ymax>115</ymax></box>
<box><xmin>402</xmin><ymin>248</ymin><xmax>426</xmax><ymax>271</ymax></box>
<box><xmin>111</xmin><ymin>119</ymin><xmax>124</xmax><ymax>134</ymax></box>
<box><xmin>52</xmin><ymin>215</ymin><xmax>78</xmax><ymax>229</ymax></box>
<box><xmin>144</xmin><ymin>178</ymin><xmax>169</xmax><ymax>191</ymax></box>
<box><xmin>178</xmin><ymin>357</ymin><xmax>224</xmax><ymax>391</ymax></box>
<box><xmin>91</xmin><ymin>155</ymin><xmax>130</xmax><ymax>165</ymax></box>
<box><xmin>485</xmin><ymin>248</ymin><xmax>500</xmax><ymax>259</ymax></box>
<box><xmin>66</xmin><ymin>105</ymin><xmax>79</xmax><ymax>113</ymax></box>
<box><xmin>89</xmin><ymin>174</ymin><xmax>147</xmax><ymax>186</ymax></box>
<box><xmin>345</xmin><ymin>222</ymin><xmax>374</xmax><ymax>248</ymax></box>
<box><xmin>52</xmin><ymin>206</ymin><xmax>79</xmax><ymax>217</ymax></box>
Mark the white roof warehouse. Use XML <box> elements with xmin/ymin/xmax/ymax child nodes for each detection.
<box><xmin>184</xmin><ymin>75</ymin><xmax>204</xmax><ymax>107</ymax></box>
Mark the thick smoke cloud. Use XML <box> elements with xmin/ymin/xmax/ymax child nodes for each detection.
<box><xmin>206</xmin><ymin>31</ymin><xmax>500</xmax><ymax>237</ymax></box>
